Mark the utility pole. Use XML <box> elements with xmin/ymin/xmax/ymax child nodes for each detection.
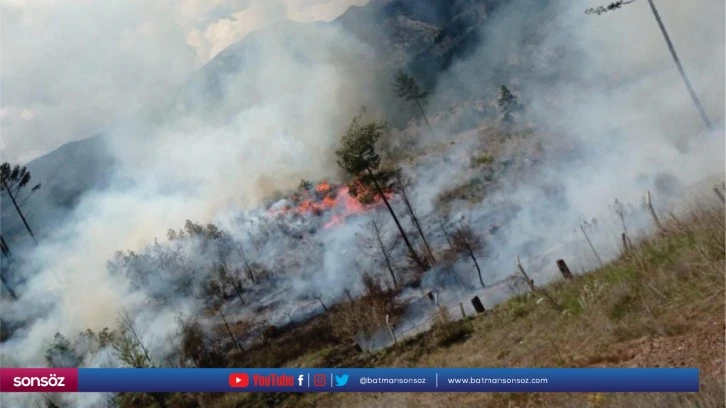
<box><xmin>585</xmin><ymin>0</ymin><xmax>714</xmax><ymax>131</ymax></box>
<box><xmin>645</xmin><ymin>0</ymin><xmax>713</xmax><ymax>131</ymax></box>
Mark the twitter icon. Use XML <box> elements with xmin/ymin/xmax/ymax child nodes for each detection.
<box><xmin>334</xmin><ymin>374</ymin><xmax>349</xmax><ymax>387</ymax></box>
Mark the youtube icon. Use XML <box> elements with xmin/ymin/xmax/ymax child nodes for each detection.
<box><xmin>228</xmin><ymin>373</ymin><xmax>249</xmax><ymax>388</ymax></box>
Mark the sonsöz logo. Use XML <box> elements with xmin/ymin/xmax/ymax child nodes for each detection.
<box><xmin>0</xmin><ymin>368</ymin><xmax>78</xmax><ymax>392</ymax></box>
<box><xmin>13</xmin><ymin>373</ymin><xmax>66</xmax><ymax>387</ymax></box>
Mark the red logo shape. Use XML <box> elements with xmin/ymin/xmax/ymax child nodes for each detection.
<box><xmin>229</xmin><ymin>373</ymin><xmax>249</xmax><ymax>388</ymax></box>
<box><xmin>313</xmin><ymin>374</ymin><xmax>327</xmax><ymax>387</ymax></box>
<box><xmin>0</xmin><ymin>368</ymin><xmax>78</xmax><ymax>393</ymax></box>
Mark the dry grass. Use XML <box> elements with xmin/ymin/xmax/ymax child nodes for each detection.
<box><xmin>162</xmin><ymin>200</ymin><xmax>725</xmax><ymax>408</ymax></box>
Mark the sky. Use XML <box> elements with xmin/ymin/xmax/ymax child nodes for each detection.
<box><xmin>0</xmin><ymin>0</ymin><xmax>369</xmax><ymax>164</ymax></box>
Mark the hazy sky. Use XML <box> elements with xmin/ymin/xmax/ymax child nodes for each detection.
<box><xmin>0</xmin><ymin>0</ymin><xmax>369</xmax><ymax>164</ymax></box>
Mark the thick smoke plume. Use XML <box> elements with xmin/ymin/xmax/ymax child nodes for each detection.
<box><xmin>1</xmin><ymin>0</ymin><xmax>724</xmax><ymax>406</ymax></box>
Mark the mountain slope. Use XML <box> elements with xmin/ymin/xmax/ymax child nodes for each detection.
<box><xmin>0</xmin><ymin>0</ymin><xmax>499</xmax><ymax>249</ymax></box>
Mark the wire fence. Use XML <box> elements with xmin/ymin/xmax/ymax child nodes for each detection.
<box><xmin>363</xmin><ymin>274</ymin><xmax>531</xmax><ymax>352</ymax></box>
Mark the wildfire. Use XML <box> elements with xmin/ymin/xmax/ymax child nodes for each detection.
<box><xmin>266</xmin><ymin>180</ymin><xmax>390</xmax><ymax>229</ymax></box>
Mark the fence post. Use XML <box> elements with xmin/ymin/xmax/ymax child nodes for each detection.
<box><xmin>621</xmin><ymin>232</ymin><xmax>629</xmax><ymax>253</ymax></box>
<box><xmin>460</xmin><ymin>302</ymin><xmax>467</xmax><ymax>319</ymax></box>
<box><xmin>646</xmin><ymin>191</ymin><xmax>663</xmax><ymax>230</ymax></box>
<box><xmin>385</xmin><ymin>314</ymin><xmax>397</xmax><ymax>345</ymax></box>
<box><xmin>471</xmin><ymin>296</ymin><xmax>486</xmax><ymax>314</ymax></box>
<box><xmin>714</xmin><ymin>185</ymin><xmax>725</xmax><ymax>203</ymax></box>
<box><xmin>556</xmin><ymin>259</ymin><xmax>573</xmax><ymax>280</ymax></box>
<box><xmin>517</xmin><ymin>255</ymin><xmax>563</xmax><ymax>312</ymax></box>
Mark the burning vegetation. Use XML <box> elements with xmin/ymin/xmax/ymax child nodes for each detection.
<box><xmin>265</xmin><ymin>179</ymin><xmax>392</xmax><ymax>229</ymax></box>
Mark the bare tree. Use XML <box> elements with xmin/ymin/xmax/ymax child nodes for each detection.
<box><xmin>358</xmin><ymin>219</ymin><xmax>399</xmax><ymax>288</ymax></box>
<box><xmin>205</xmin><ymin>279</ymin><xmax>243</xmax><ymax>354</ymax></box>
<box><xmin>216</xmin><ymin>263</ymin><xmax>246</xmax><ymax>305</ymax></box>
<box><xmin>395</xmin><ymin>171</ymin><xmax>435</xmax><ymax>264</ymax></box>
<box><xmin>237</xmin><ymin>243</ymin><xmax>256</xmax><ymax>283</ymax></box>
<box><xmin>450</xmin><ymin>225</ymin><xmax>486</xmax><ymax>288</ymax></box>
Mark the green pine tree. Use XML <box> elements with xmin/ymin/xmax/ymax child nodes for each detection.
<box><xmin>336</xmin><ymin>115</ymin><xmax>428</xmax><ymax>273</ymax></box>
<box><xmin>393</xmin><ymin>70</ymin><xmax>432</xmax><ymax>131</ymax></box>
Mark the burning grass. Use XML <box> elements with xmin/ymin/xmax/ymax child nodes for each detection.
<box><xmin>266</xmin><ymin>179</ymin><xmax>392</xmax><ymax>229</ymax></box>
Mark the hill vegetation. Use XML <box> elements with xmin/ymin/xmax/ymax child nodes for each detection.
<box><xmin>103</xmin><ymin>194</ymin><xmax>724</xmax><ymax>408</ymax></box>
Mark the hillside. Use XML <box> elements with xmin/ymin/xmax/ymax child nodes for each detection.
<box><xmin>0</xmin><ymin>0</ymin><xmax>498</xmax><ymax>248</ymax></box>
<box><xmin>158</xmin><ymin>197</ymin><xmax>726</xmax><ymax>408</ymax></box>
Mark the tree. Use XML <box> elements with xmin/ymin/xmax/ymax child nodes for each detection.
<box><xmin>0</xmin><ymin>162</ymin><xmax>41</xmax><ymax>245</ymax></box>
<box><xmin>498</xmin><ymin>85</ymin><xmax>523</xmax><ymax>125</ymax></box>
<box><xmin>113</xmin><ymin>311</ymin><xmax>168</xmax><ymax>408</ymax></box>
<box><xmin>358</xmin><ymin>219</ymin><xmax>399</xmax><ymax>288</ymax></box>
<box><xmin>336</xmin><ymin>115</ymin><xmax>428</xmax><ymax>272</ymax></box>
<box><xmin>449</xmin><ymin>225</ymin><xmax>486</xmax><ymax>288</ymax></box>
<box><xmin>204</xmin><ymin>278</ymin><xmax>244</xmax><ymax>354</ymax></box>
<box><xmin>393</xmin><ymin>70</ymin><xmax>432</xmax><ymax>131</ymax></box>
<box><xmin>395</xmin><ymin>171</ymin><xmax>435</xmax><ymax>264</ymax></box>
<box><xmin>585</xmin><ymin>0</ymin><xmax>712</xmax><ymax>131</ymax></box>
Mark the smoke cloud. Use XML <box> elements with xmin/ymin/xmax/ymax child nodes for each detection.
<box><xmin>0</xmin><ymin>0</ymin><xmax>369</xmax><ymax>163</ymax></box>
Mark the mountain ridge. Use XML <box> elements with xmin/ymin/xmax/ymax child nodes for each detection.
<box><xmin>1</xmin><ymin>0</ymin><xmax>497</xmax><ymax>247</ymax></box>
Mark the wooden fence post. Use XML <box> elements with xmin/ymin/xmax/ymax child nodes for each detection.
<box><xmin>714</xmin><ymin>185</ymin><xmax>725</xmax><ymax>203</ymax></box>
<box><xmin>646</xmin><ymin>191</ymin><xmax>663</xmax><ymax>230</ymax></box>
<box><xmin>385</xmin><ymin>314</ymin><xmax>397</xmax><ymax>345</ymax></box>
<box><xmin>621</xmin><ymin>232</ymin><xmax>629</xmax><ymax>252</ymax></box>
<box><xmin>579</xmin><ymin>225</ymin><xmax>603</xmax><ymax>268</ymax></box>
<box><xmin>516</xmin><ymin>256</ymin><xmax>538</xmax><ymax>293</ymax></box>
<box><xmin>471</xmin><ymin>296</ymin><xmax>486</xmax><ymax>314</ymax></box>
<box><xmin>460</xmin><ymin>303</ymin><xmax>467</xmax><ymax>319</ymax></box>
<box><xmin>556</xmin><ymin>259</ymin><xmax>573</xmax><ymax>280</ymax></box>
<box><xmin>517</xmin><ymin>255</ymin><xmax>563</xmax><ymax>312</ymax></box>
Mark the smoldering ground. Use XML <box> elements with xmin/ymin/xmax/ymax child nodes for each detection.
<box><xmin>1</xmin><ymin>0</ymin><xmax>724</xmax><ymax>406</ymax></box>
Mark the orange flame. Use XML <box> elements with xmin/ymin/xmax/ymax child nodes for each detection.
<box><xmin>266</xmin><ymin>180</ymin><xmax>390</xmax><ymax>229</ymax></box>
